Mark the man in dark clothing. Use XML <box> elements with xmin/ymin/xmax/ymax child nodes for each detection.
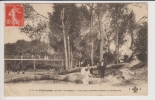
<box><xmin>124</xmin><ymin>53</ymin><xmax>128</xmax><ymax>62</ymax></box>
<box><xmin>96</xmin><ymin>63</ymin><xmax>100</xmax><ymax>75</ymax></box>
<box><xmin>100</xmin><ymin>59</ymin><xmax>107</xmax><ymax>78</ymax></box>
<box><xmin>90</xmin><ymin>68</ymin><xmax>93</xmax><ymax>74</ymax></box>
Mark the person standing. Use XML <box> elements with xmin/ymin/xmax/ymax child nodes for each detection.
<box><xmin>82</xmin><ymin>68</ymin><xmax>92</xmax><ymax>85</ymax></box>
<box><xmin>124</xmin><ymin>53</ymin><xmax>128</xmax><ymax>62</ymax></box>
<box><xmin>96</xmin><ymin>63</ymin><xmax>100</xmax><ymax>75</ymax></box>
<box><xmin>100</xmin><ymin>59</ymin><xmax>107</xmax><ymax>78</ymax></box>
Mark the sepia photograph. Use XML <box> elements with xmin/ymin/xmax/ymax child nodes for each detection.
<box><xmin>4</xmin><ymin>3</ymin><xmax>148</xmax><ymax>96</ymax></box>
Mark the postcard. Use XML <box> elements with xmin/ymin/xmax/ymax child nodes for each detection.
<box><xmin>4</xmin><ymin>2</ymin><xmax>148</xmax><ymax>96</ymax></box>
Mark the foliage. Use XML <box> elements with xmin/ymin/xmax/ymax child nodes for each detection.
<box><xmin>109</xmin><ymin>3</ymin><xmax>130</xmax><ymax>47</ymax></box>
<box><xmin>20</xmin><ymin>4</ymin><xmax>48</xmax><ymax>40</ymax></box>
<box><xmin>134</xmin><ymin>22</ymin><xmax>147</xmax><ymax>61</ymax></box>
<box><xmin>103</xmin><ymin>51</ymin><xmax>115</xmax><ymax>64</ymax></box>
<box><xmin>49</xmin><ymin>4</ymin><xmax>90</xmax><ymax>59</ymax></box>
<box><xmin>5</xmin><ymin>40</ymin><xmax>48</xmax><ymax>57</ymax></box>
<box><xmin>7</xmin><ymin>3</ymin><xmax>147</xmax><ymax>67</ymax></box>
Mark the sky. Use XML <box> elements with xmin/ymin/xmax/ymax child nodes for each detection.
<box><xmin>4</xmin><ymin>3</ymin><xmax>148</xmax><ymax>55</ymax></box>
<box><xmin>4</xmin><ymin>27</ymin><xmax>31</xmax><ymax>43</ymax></box>
<box><xmin>30</xmin><ymin>4</ymin><xmax>54</xmax><ymax>18</ymax></box>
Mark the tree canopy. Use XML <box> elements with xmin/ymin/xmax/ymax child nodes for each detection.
<box><xmin>5</xmin><ymin>3</ymin><xmax>148</xmax><ymax>67</ymax></box>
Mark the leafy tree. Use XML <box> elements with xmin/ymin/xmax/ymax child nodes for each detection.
<box><xmin>127</xmin><ymin>9</ymin><xmax>147</xmax><ymax>55</ymax></box>
<box><xmin>5</xmin><ymin>40</ymin><xmax>48</xmax><ymax>58</ymax></box>
<box><xmin>20</xmin><ymin>4</ymin><xmax>48</xmax><ymax>40</ymax></box>
<box><xmin>127</xmin><ymin>10</ymin><xmax>136</xmax><ymax>52</ymax></box>
<box><xmin>109</xmin><ymin>3</ymin><xmax>130</xmax><ymax>64</ymax></box>
<box><xmin>5</xmin><ymin>40</ymin><xmax>29</xmax><ymax>57</ymax></box>
<box><xmin>5</xmin><ymin>43</ymin><xmax>16</xmax><ymax>56</ymax></box>
<box><xmin>49</xmin><ymin>4</ymin><xmax>90</xmax><ymax>68</ymax></box>
<box><xmin>134</xmin><ymin>22</ymin><xmax>147</xmax><ymax>61</ymax></box>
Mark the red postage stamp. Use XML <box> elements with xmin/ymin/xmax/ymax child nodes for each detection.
<box><xmin>5</xmin><ymin>4</ymin><xmax>24</xmax><ymax>27</ymax></box>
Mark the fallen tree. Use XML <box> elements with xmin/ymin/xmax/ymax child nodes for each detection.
<box><xmin>5</xmin><ymin>61</ymin><xmax>146</xmax><ymax>85</ymax></box>
<box><xmin>59</xmin><ymin>63</ymin><xmax>127</xmax><ymax>75</ymax></box>
<box><xmin>4</xmin><ymin>72</ymin><xmax>85</xmax><ymax>83</ymax></box>
<box><xmin>4</xmin><ymin>72</ymin><xmax>108</xmax><ymax>84</ymax></box>
<box><xmin>4</xmin><ymin>63</ymin><xmax>128</xmax><ymax>83</ymax></box>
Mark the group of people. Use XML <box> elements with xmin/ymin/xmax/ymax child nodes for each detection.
<box><xmin>81</xmin><ymin>59</ymin><xmax>107</xmax><ymax>85</ymax></box>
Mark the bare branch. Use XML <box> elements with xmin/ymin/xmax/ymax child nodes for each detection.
<box><xmin>31</xmin><ymin>6</ymin><xmax>62</xmax><ymax>28</ymax></box>
<box><xmin>64</xmin><ymin>15</ymin><xmax>69</xmax><ymax>27</ymax></box>
<box><xmin>86</xmin><ymin>3</ymin><xmax>99</xmax><ymax>13</ymax></box>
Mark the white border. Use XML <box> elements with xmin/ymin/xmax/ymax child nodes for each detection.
<box><xmin>0</xmin><ymin>1</ymin><xmax>155</xmax><ymax>100</ymax></box>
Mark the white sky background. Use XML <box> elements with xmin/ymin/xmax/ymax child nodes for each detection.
<box><xmin>4</xmin><ymin>27</ymin><xmax>31</xmax><ymax>43</ymax></box>
<box><xmin>4</xmin><ymin>3</ymin><xmax>148</xmax><ymax>55</ymax></box>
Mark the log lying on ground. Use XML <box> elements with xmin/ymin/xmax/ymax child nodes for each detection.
<box><xmin>59</xmin><ymin>67</ymin><xmax>81</xmax><ymax>75</ymax></box>
<box><xmin>4</xmin><ymin>73</ymin><xmax>105</xmax><ymax>84</ymax></box>
<box><xmin>106</xmin><ymin>63</ymin><xmax>127</xmax><ymax>69</ymax></box>
<box><xmin>4</xmin><ymin>72</ymin><xmax>121</xmax><ymax>84</ymax></box>
<box><xmin>4</xmin><ymin>73</ymin><xmax>84</xmax><ymax>83</ymax></box>
<box><xmin>59</xmin><ymin>63</ymin><xmax>127</xmax><ymax>75</ymax></box>
<box><xmin>4</xmin><ymin>63</ymin><xmax>127</xmax><ymax>83</ymax></box>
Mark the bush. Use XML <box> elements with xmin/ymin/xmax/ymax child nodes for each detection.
<box><xmin>137</xmin><ymin>52</ymin><xmax>147</xmax><ymax>61</ymax></box>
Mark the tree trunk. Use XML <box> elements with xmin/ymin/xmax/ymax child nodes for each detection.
<box><xmin>67</xmin><ymin>36</ymin><xmax>71</xmax><ymax>69</ymax></box>
<box><xmin>116</xmin><ymin>33</ymin><xmax>119</xmax><ymax>64</ymax></box>
<box><xmin>58</xmin><ymin>53</ymin><xmax>63</xmax><ymax>67</ymax></box>
<box><xmin>108</xmin><ymin>42</ymin><xmax>110</xmax><ymax>64</ymax></box>
<box><xmin>115</xmin><ymin>22</ymin><xmax>119</xmax><ymax>64</ymax></box>
<box><xmin>91</xmin><ymin>41</ymin><xmax>94</xmax><ymax>66</ymax></box>
<box><xmin>61</xmin><ymin>8</ymin><xmax>68</xmax><ymax>69</ymax></box>
<box><xmin>70</xmin><ymin>47</ymin><xmax>73</xmax><ymax>68</ymax></box>
<box><xmin>115</xmin><ymin>5</ymin><xmax>119</xmax><ymax>64</ymax></box>
<box><xmin>78</xmin><ymin>56</ymin><xmax>81</xmax><ymax>67</ymax></box>
<box><xmin>90</xmin><ymin>6</ymin><xmax>94</xmax><ymax>66</ymax></box>
<box><xmin>33</xmin><ymin>60</ymin><xmax>36</xmax><ymax>73</ymax></box>
<box><xmin>130</xmin><ymin>31</ymin><xmax>134</xmax><ymax>54</ymax></box>
<box><xmin>98</xmin><ymin>9</ymin><xmax>104</xmax><ymax>62</ymax></box>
